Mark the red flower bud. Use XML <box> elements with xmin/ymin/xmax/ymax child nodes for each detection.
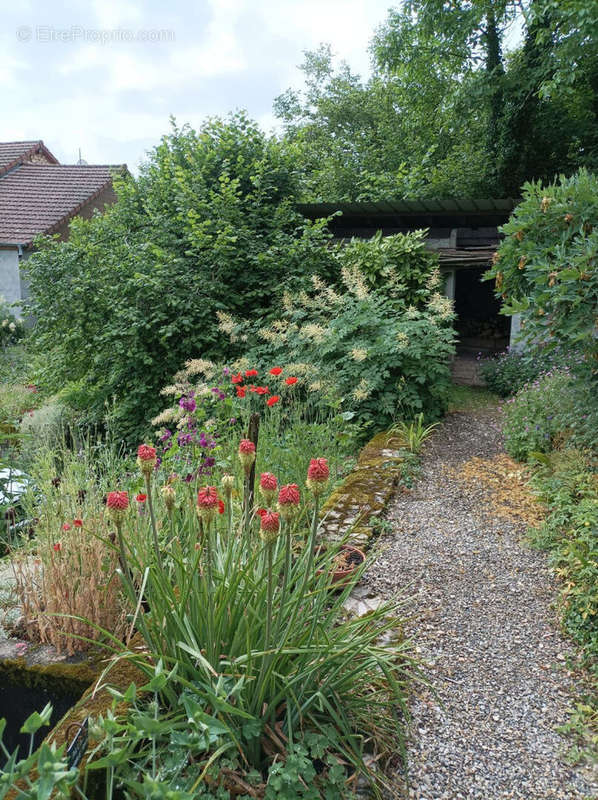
<box><xmin>260</xmin><ymin>510</ymin><xmax>280</xmax><ymax>543</ymax></box>
<box><xmin>259</xmin><ymin>472</ymin><xmax>278</xmax><ymax>504</ymax></box>
<box><xmin>306</xmin><ymin>458</ymin><xmax>330</xmax><ymax>495</ymax></box>
<box><xmin>278</xmin><ymin>483</ymin><xmax>300</xmax><ymax>519</ymax></box>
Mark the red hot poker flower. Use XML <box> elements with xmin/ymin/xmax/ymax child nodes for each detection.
<box><xmin>285</xmin><ymin>376</ymin><xmax>298</xmax><ymax>385</ymax></box>
<box><xmin>260</xmin><ymin>472</ymin><xmax>277</xmax><ymax>491</ymax></box>
<box><xmin>260</xmin><ymin>510</ymin><xmax>280</xmax><ymax>544</ymax></box>
<box><xmin>306</xmin><ymin>458</ymin><xmax>330</xmax><ymax>496</ymax></box>
<box><xmin>197</xmin><ymin>486</ymin><xmax>220</xmax><ymax>522</ymax></box>
<box><xmin>238</xmin><ymin>439</ymin><xmax>256</xmax><ymax>473</ymax></box>
<box><xmin>278</xmin><ymin>483</ymin><xmax>300</xmax><ymax>519</ymax></box>
<box><xmin>256</xmin><ymin>507</ymin><xmax>267</xmax><ymax>517</ymax></box>
<box><xmin>106</xmin><ymin>491</ymin><xmax>129</xmax><ymax>524</ymax></box>
<box><xmin>267</xmin><ymin>395</ymin><xmax>280</xmax><ymax>407</ymax></box>
<box><xmin>269</xmin><ymin>367</ymin><xmax>282</xmax><ymax>376</ymax></box>
<box><xmin>137</xmin><ymin>444</ymin><xmax>157</xmax><ymax>475</ymax></box>
<box><xmin>259</xmin><ymin>472</ymin><xmax>278</xmax><ymax>504</ymax></box>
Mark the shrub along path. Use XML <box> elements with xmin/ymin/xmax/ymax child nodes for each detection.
<box><xmin>365</xmin><ymin>406</ymin><xmax>598</xmax><ymax>800</ymax></box>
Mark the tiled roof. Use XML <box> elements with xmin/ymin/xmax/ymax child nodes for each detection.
<box><xmin>0</xmin><ymin>140</ymin><xmax>59</xmax><ymax>177</ymax></box>
<box><xmin>0</xmin><ymin>163</ymin><xmax>122</xmax><ymax>245</ymax></box>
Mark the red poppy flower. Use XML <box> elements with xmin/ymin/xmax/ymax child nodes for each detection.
<box><xmin>62</xmin><ymin>523</ymin><xmax>71</xmax><ymax>531</ymax></box>
<box><xmin>285</xmin><ymin>376</ymin><xmax>298</xmax><ymax>385</ymax></box>
<box><xmin>267</xmin><ymin>395</ymin><xmax>280</xmax><ymax>407</ymax></box>
<box><xmin>231</xmin><ymin>372</ymin><xmax>243</xmax><ymax>384</ymax></box>
<box><xmin>73</xmin><ymin>519</ymin><xmax>83</xmax><ymax>528</ymax></box>
<box><xmin>136</xmin><ymin>493</ymin><xmax>147</xmax><ymax>503</ymax></box>
<box><xmin>269</xmin><ymin>367</ymin><xmax>282</xmax><ymax>376</ymax></box>
<box><xmin>236</xmin><ymin>386</ymin><xmax>246</xmax><ymax>398</ymax></box>
<box><xmin>245</xmin><ymin>369</ymin><xmax>258</xmax><ymax>377</ymax></box>
<box><xmin>256</xmin><ymin>508</ymin><xmax>267</xmax><ymax>517</ymax></box>
<box><xmin>53</xmin><ymin>542</ymin><xmax>61</xmax><ymax>552</ymax></box>
<box><xmin>256</xmin><ymin>386</ymin><xmax>270</xmax><ymax>395</ymax></box>
<box><xmin>218</xmin><ymin>500</ymin><xmax>225</xmax><ymax>515</ymax></box>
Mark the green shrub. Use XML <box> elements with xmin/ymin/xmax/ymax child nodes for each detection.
<box><xmin>480</xmin><ymin>346</ymin><xmax>576</xmax><ymax>397</ymax></box>
<box><xmin>502</xmin><ymin>371</ymin><xmax>598</xmax><ymax>461</ymax></box>
<box><xmin>217</xmin><ymin>235</ymin><xmax>455</xmax><ymax>429</ymax></box>
<box><xmin>23</xmin><ymin>114</ymin><xmax>334</xmax><ymax>443</ymax></box>
<box><xmin>485</xmin><ymin>168</ymin><xmax>598</xmax><ymax>372</ymax></box>
<box><xmin>528</xmin><ymin>449</ymin><xmax>598</xmax><ymax>662</ymax></box>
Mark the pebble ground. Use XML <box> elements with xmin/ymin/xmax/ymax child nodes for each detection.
<box><xmin>365</xmin><ymin>408</ymin><xmax>598</xmax><ymax>800</ymax></box>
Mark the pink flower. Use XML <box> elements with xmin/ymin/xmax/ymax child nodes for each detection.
<box><xmin>106</xmin><ymin>491</ymin><xmax>129</xmax><ymax>524</ymax></box>
<box><xmin>137</xmin><ymin>444</ymin><xmax>157</xmax><ymax>475</ymax></box>
<box><xmin>107</xmin><ymin>491</ymin><xmax>129</xmax><ymax>510</ymax></box>
<box><xmin>238</xmin><ymin>439</ymin><xmax>256</xmax><ymax>472</ymax></box>
<box><xmin>62</xmin><ymin>523</ymin><xmax>71</xmax><ymax>531</ymax></box>
<box><xmin>278</xmin><ymin>483</ymin><xmax>300</xmax><ymax>519</ymax></box>
<box><xmin>260</xmin><ymin>510</ymin><xmax>280</xmax><ymax>544</ymax></box>
<box><xmin>259</xmin><ymin>472</ymin><xmax>278</xmax><ymax>504</ymax></box>
<box><xmin>197</xmin><ymin>486</ymin><xmax>219</xmax><ymax>522</ymax></box>
<box><xmin>306</xmin><ymin>458</ymin><xmax>330</xmax><ymax>496</ymax></box>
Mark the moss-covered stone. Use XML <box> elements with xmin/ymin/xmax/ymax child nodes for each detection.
<box><xmin>320</xmin><ymin>429</ymin><xmax>405</xmax><ymax>547</ymax></box>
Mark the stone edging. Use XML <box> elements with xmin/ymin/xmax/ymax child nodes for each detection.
<box><xmin>320</xmin><ymin>430</ymin><xmax>405</xmax><ymax>549</ymax></box>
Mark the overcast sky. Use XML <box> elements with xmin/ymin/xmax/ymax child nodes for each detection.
<box><xmin>1</xmin><ymin>0</ymin><xmax>395</xmax><ymax>171</ymax></box>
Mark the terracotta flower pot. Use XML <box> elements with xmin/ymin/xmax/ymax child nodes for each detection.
<box><xmin>317</xmin><ymin>543</ymin><xmax>366</xmax><ymax>586</ymax></box>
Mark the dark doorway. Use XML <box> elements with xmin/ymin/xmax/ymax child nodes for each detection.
<box><xmin>454</xmin><ymin>267</ymin><xmax>510</xmax><ymax>354</ymax></box>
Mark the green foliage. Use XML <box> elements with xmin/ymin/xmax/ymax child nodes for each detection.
<box><xmin>276</xmin><ymin>2</ymin><xmax>598</xmax><ymax>199</ymax></box>
<box><xmin>480</xmin><ymin>346</ymin><xmax>575</xmax><ymax>397</ymax></box>
<box><xmin>388</xmin><ymin>413</ymin><xmax>439</xmax><ymax>454</ymax></box>
<box><xmin>87</xmin><ymin>676</ymin><xmax>356</xmax><ymax>799</ymax></box>
<box><xmin>0</xmin><ymin>706</ymin><xmax>79</xmax><ymax>799</ymax></box>
<box><xmin>502</xmin><ymin>371</ymin><xmax>597</xmax><ymax>461</ymax></box>
<box><xmin>22</xmin><ymin>114</ymin><xmax>333</xmax><ymax>443</ymax></box>
<box><xmin>528</xmin><ymin>448</ymin><xmax>598</xmax><ymax>662</ymax></box>
<box><xmin>220</xmin><ymin>233</ymin><xmax>455</xmax><ymax>429</ymax></box>
<box><xmin>486</xmin><ymin>169</ymin><xmax>598</xmax><ymax>369</ymax></box>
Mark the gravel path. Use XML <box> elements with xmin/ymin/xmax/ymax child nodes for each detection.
<box><xmin>366</xmin><ymin>408</ymin><xmax>598</xmax><ymax>800</ymax></box>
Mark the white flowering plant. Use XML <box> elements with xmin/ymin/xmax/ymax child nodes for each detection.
<box><xmin>0</xmin><ymin>295</ymin><xmax>25</xmax><ymax>348</ymax></box>
<box><xmin>218</xmin><ymin>240</ymin><xmax>456</xmax><ymax>428</ymax></box>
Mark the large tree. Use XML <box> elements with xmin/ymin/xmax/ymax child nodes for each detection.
<box><xmin>276</xmin><ymin>1</ymin><xmax>598</xmax><ymax>200</ymax></box>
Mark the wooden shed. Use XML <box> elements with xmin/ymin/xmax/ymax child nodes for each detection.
<box><xmin>297</xmin><ymin>197</ymin><xmax>520</xmax><ymax>358</ymax></box>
